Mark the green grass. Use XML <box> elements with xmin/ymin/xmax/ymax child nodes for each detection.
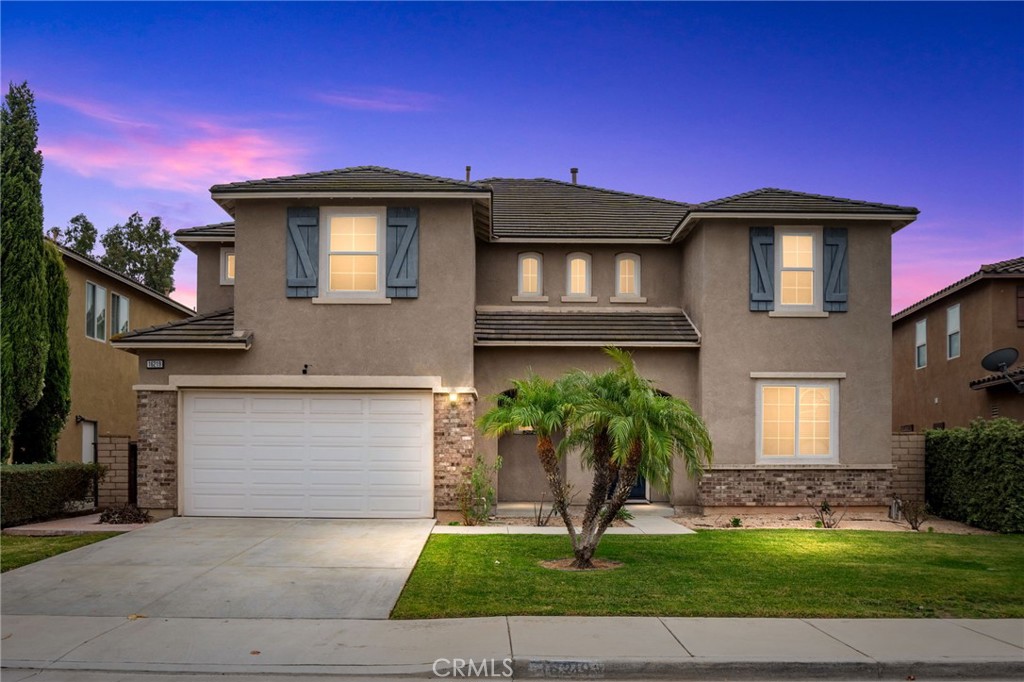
<box><xmin>1</xmin><ymin>533</ymin><xmax>120</xmax><ymax>572</ymax></box>
<box><xmin>392</xmin><ymin>530</ymin><xmax>1024</xmax><ymax>619</ymax></box>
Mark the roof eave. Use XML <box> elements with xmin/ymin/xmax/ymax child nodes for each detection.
<box><xmin>668</xmin><ymin>211</ymin><xmax>919</xmax><ymax>243</ymax></box>
<box><xmin>110</xmin><ymin>340</ymin><xmax>252</xmax><ymax>353</ymax></box>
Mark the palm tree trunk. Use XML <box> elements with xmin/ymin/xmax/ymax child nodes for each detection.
<box><xmin>571</xmin><ymin>437</ymin><xmax>642</xmax><ymax>569</ymax></box>
<box><xmin>536</xmin><ymin>434</ymin><xmax>577</xmax><ymax>546</ymax></box>
<box><xmin>580</xmin><ymin>429</ymin><xmax>611</xmax><ymax>538</ymax></box>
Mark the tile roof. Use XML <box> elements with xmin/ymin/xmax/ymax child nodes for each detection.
<box><xmin>694</xmin><ymin>188</ymin><xmax>919</xmax><ymax>215</ymax></box>
<box><xmin>174</xmin><ymin>222</ymin><xmax>235</xmax><ymax>240</ymax></box>
<box><xmin>893</xmin><ymin>256</ymin><xmax>1024</xmax><ymax>322</ymax></box>
<box><xmin>210</xmin><ymin>166</ymin><xmax>489</xmax><ymax>195</ymax></box>
<box><xmin>479</xmin><ymin>178</ymin><xmax>691</xmax><ymax>240</ymax></box>
<box><xmin>970</xmin><ymin>367</ymin><xmax>1024</xmax><ymax>390</ymax></box>
<box><xmin>111</xmin><ymin>308</ymin><xmax>250</xmax><ymax>349</ymax></box>
<box><xmin>475</xmin><ymin>310</ymin><xmax>700</xmax><ymax>345</ymax></box>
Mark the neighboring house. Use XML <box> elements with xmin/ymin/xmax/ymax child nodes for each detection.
<box><xmin>113</xmin><ymin>166</ymin><xmax>919</xmax><ymax>519</ymax></box>
<box><xmin>54</xmin><ymin>243</ymin><xmax>194</xmax><ymax>464</ymax></box>
<box><xmin>892</xmin><ymin>257</ymin><xmax>1024</xmax><ymax>431</ymax></box>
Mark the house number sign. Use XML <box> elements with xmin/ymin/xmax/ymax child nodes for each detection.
<box><xmin>146</xmin><ymin>359</ymin><xmax>165</xmax><ymax>370</ymax></box>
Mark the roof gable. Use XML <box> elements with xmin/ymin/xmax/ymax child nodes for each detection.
<box><xmin>696</xmin><ymin>187</ymin><xmax>919</xmax><ymax>215</ymax></box>
<box><xmin>175</xmin><ymin>222</ymin><xmax>235</xmax><ymax>240</ymax></box>
<box><xmin>210</xmin><ymin>166</ymin><xmax>488</xmax><ymax>195</ymax></box>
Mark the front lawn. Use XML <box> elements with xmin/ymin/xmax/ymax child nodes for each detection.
<box><xmin>393</xmin><ymin>530</ymin><xmax>1024</xmax><ymax>619</ymax></box>
<box><xmin>1</xmin><ymin>533</ymin><xmax>120</xmax><ymax>572</ymax></box>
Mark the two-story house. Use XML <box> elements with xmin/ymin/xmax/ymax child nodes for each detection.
<box><xmin>892</xmin><ymin>256</ymin><xmax>1024</xmax><ymax>431</ymax></box>
<box><xmin>54</xmin><ymin>243</ymin><xmax>193</xmax><ymax>464</ymax></box>
<box><xmin>113</xmin><ymin>166</ymin><xmax>919</xmax><ymax>518</ymax></box>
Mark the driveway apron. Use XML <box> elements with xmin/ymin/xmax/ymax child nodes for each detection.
<box><xmin>1</xmin><ymin>518</ymin><xmax>434</xmax><ymax>619</ymax></box>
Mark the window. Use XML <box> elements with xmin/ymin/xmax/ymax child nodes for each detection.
<box><xmin>946</xmin><ymin>304</ymin><xmax>960</xmax><ymax>360</ymax></box>
<box><xmin>85</xmin><ymin>281</ymin><xmax>106</xmax><ymax>341</ymax></box>
<box><xmin>565</xmin><ymin>252</ymin><xmax>592</xmax><ymax>298</ymax></box>
<box><xmin>757</xmin><ymin>381</ymin><xmax>838</xmax><ymax>462</ymax></box>
<box><xmin>321</xmin><ymin>207</ymin><xmax>385</xmax><ymax>297</ymax></box>
<box><xmin>220</xmin><ymin>247</ymin><xmax>235</xmax><ymax>285</ymax></box>
<box><xmin>518</xmin><ymin>253</ymin><xmax>543</xmax><ymax>297</ymax></box>
<box><xmin>110</xmin><ymin>293</ymin><xmax>130</xmax><ymax>336</ymax></box>
<box><xmin>915</xmin><ymin>319</ymin><xmax>927</xmax><ymax>369</ymax></box>
<box><xmin>776</xmin><ymin>229</ymin><xmax>821</xmax><ymax>310</ymax></box>
<box><xmin>615</xmin><ymin>253</ymin><xmax>641</xmax><ymax>297</ymax></box>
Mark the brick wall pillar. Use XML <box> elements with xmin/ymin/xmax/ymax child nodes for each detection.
<box><xmin>137</xmin><ymin>390</ymin><xmax>178</xmax><ymax>516</ymax></box>
<box><xmin>97</xmin><ymin>435</ymin><xmax>131</xmax><ymax>508</ymax></box>
<box><xmin>433</xmin><ymin>392</ymin><xmax>477</xmax><ymax>511</ymax></box>
<box><xmin>891</xmin><ymin>432</ymin><xmax>926</xmax><ymax>501</ymax></box>
<box><xmin>696</xmin><ymin>468</ymin><xmax>893</xmax><ymax>507</ymax></box>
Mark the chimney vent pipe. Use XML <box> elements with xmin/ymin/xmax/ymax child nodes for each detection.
<box><xmin>465</xmin><ymin>165</ymin><xmax>472</xmax><ymax>182</ymax></box>
<box><xmin>570</xmin><ymin>168</ymin><xmax>578</xmax><ymax>184</ymax></box>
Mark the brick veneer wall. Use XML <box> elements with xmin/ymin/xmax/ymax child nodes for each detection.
<box><xmin>97</xmin><ymin>435</ymin><xmax>131</xmax><ymax>508</ymax></box>
<box><xmin>137</xmin><ymin>390</ymin><xmax>178</xmax><ymax>514</ymax></box>
<box><xmin>434</xmin><ymin>393</ymin><xmax>477</xmax><ymax>510</ymax></box>
<box><xmin>891</xmin><ymin>433</ymin><xmax>926</xmax><ymax>501</ymax></box>
<box><xmin>697</xmin><ymin>468</ymin><xmax>892</xmax><ymax>507</ymax></box>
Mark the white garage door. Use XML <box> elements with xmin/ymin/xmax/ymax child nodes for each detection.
<box><xmin>182</xmin><ymin>391</ymin><xmax>433</xmax><ymax>518</ymax></box>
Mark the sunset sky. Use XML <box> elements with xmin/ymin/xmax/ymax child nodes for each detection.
<box><xmin>2</xmin><ymin>2</ymin><xmax>1021</xmax><ymax>313</ymax></box>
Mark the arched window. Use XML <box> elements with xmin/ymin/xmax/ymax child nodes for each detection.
<box><xmin>565</xmin><ymin>253</ymin><xmax>592</xmax><ymax>297</ymax></box>
<box><xmin>616</xmin><ymin>253</ymin><xmax>641</xmax><ymax>297</ymax></box>
<box><xmin>518</xmin><ymin>252</ymin><xmax>543</xmax><ymax>297</ymax></box>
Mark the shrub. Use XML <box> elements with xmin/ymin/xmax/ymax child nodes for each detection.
<box><xmin>0</xmin><ymin>462</ymin><xmax>106</xmax><ymax>527</ymax></box>
<box><xmin>897</xmin><ymin>498</ymin><xmax>929</xmax><ymax>531</ymax></box>
<box><xmin>99</xmin><ymin>503</ymin><xmax>151</xmax><ymax>525</ymax></box>
<box><xmin>926</xmin><ymin>418</ymin><xmax>1024</xmax><ymax>533</ymax></box>
<box><xmin>457</xmin><ymin>455</ymin><xmax>502</xmax><ymax>526</ymax></box>
<box><xmin>808</xmin><ymin>497</ymin><xmax>846</xmax><ymax>528</ymax></box>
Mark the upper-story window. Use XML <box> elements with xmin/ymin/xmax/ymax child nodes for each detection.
<box><xmin>776</xmin><ymin>228</ymin><xmax>821</xmax><ymax>310</ymax></box>
<box><xmin>915</xmin><ymin>319</ymin><xmax>927</xmax><ymax>369</ymax></box>
<box><xmin>565</xmin><ymin>252</ymin><xmax>592</xmax><ymax>298</ymax></box>
<box><xmin>321</xmin><ymin>207</ymin><xmax>386</xmax><ymax>297</ymax></box>
<box><xmin>110</xmin><ymin>293</ymin><xmax>130</xmax><ymax>336</ymax></box>
<box><xmin>615</xmin><ymin>253</ymin><xmax>641</xmax><ymax>298</ymax></box>
<box><xmin>85</xmin><ymin>281</ymin><xmax>106</xmax><ymax>342</ymax></box>
<box><xmin>220</xmin><ymin>247</ymin><xmax>235</xmax><ymax>285</ymax></box>
<box><xmin>518</xmin><ymin>253</ymin><xmax>543</xmax><ymax>297</ymax></box>
<box><xmin>946</xmin><ymin>304</ymin><xmax>960</xmax><ymax>359</ymax></box>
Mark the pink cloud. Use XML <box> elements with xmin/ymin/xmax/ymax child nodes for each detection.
<box><xmin>315</xmin><ymin>88</ymin><xmax>440</xmax><ymax>112</ymax></box>
<box><xmin>39</xmin><ymin>94</ymin><xmax>306</xmax><ymax>193</ymax></box>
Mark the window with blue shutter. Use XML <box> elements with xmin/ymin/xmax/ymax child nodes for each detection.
<box><xmin>749</xmin><ymin>227</ymin><xmax>774</xmax><ymax>311</ymax></box>
<box><xmin>386</xmin><ymin>207</ymin><xmax>419</xmax><ymax>298</ymax></box>
<box><xmin>823</xmin><ymin>228</ymin><xmax>849</xmax><ymax>312</ymax></box>
<box><xmin>286</xmin><ymin>207</ymin><xmax>318</xmax><ymax>298</ymax></box>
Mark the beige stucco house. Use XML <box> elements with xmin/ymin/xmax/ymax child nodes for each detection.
<box><xmin>892</xmin><ymin>256</ymin><xmax>1024</xmax><ymax>431</ymax></box>
<box><xmin>54</xmin><ymin>243</ymin><xmax>194</xmax><ymax>464</ymax></box>
<box><xmin>113</xmin><ymin>166</ymin><xmax>919</xmax><ymax>518</ymax></box>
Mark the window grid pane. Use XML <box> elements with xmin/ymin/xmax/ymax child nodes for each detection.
<box><xmin>782</xmin><ymin>235</ymin><xmax>813</xmax><ymax>268</ymax></box>
<box><xmin>226</xmin><ymin>253</ymin><xmax>236</xmax><ymax>280</ymax></box>
<box><xmin>329</xmin><ymin>255</ymin><xmax>378</xmax><ymax>292</ymax></box>
<box><xmin>94</xmin><ymin>285</ymin><xmax>106</xmax><ymax>341</ymax></box>
<box><xmin>521</xmin><ymin>257</ymin><xmax>539</xmax><ymax>294</ymax></box>
<box><xmin>85</xmin><ymin>283</ymin><xmax>96</xmax><ymax>339</ymax></box>
<box><xmin>570</xmin><ymin>258</ymin><xmax>587</xmax><ymax>295</ymax></box>
<box><xmin>618</xmin><ymin>258</ymin><xmax>636</xmax><ymax>295</ymax></box>
<box><xmin>781</xmin><ymin>270</ymin><xmax>814</xmax><ymax>305</ymax></box>
<box><xmin>762</xmin><ymin>386</ymin><xmax>796</xmax><ymax>456</ymax></box>
<box><xmin>330</xmin><ymin>216</ymin><xmax>377</xmax><ymax>253</ymax></box>
<box><xmin>798</xmin><ymin>387</ymin><xmax>831</xmax><ymax>456</ymax></box>
<box><xmin>948</xmin><ymin>332</ymin><xmax>960</xmax><ymax>359</ymax></box>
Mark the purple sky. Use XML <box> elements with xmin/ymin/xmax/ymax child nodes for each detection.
<box><xmin>3</xmin><ymin>2</ymin><xmax>1021</xmax><ymax>312</ymax></box>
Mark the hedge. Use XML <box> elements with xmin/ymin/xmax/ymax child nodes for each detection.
<box><xmin>0</xmin><ymin>462</ymin><xmax>106</xmax><ymax>527</ymax></box>
<box><xmin>926</xmin><ymin>418</ymin><xmax>1024</xmax><ymax>533</ymax></box>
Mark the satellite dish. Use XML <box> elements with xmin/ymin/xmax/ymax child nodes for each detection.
<box><xmin>981</xmin><ymin>347</ymin><xmax>1019</xmax><ymax>373</ymax></box>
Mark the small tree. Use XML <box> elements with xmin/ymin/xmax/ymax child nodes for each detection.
<box><xmin>13</xmin><ymin>241</ymin><xmax>71</xmax><ymax>463</ymax></box>
<box><xmin>52</xmin><ymin>213</ymin><xmax>97</xmax><ymax>256</ymax></box>
<box><xmin>100</xmin><ymin>212</ymin><xmax>180</xmax><ymax>293</ymax></box>
<box><xmin>1</xmin><ymin>81</ymin><xmax>49</xmax><ymax>459</ymax></box>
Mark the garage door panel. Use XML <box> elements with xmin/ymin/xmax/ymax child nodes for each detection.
<box><xmin>183</xmin><ymin>391</ymin><xmax>433</xmax><ymax>518</ymax></box>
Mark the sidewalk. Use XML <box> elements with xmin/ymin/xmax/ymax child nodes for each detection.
<box><xmin>2</xmin><ymin>614</ymin><xmax>1021</xmax><ymax>679</ymax></box>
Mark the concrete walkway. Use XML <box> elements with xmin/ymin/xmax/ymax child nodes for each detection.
<box><xmin>2</xmin><ymin>513</ymin><xmax>147</xmax><ymax>536</ymax></box>
<box><xmin>2</xmin><ymin>615</ymin><xmax>1020</xmax><ymax>679</ymax></box>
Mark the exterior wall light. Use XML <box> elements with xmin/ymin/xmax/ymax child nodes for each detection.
<box><xmin>449</xmin><ymin>391</ymin><xmax>458</xmax><ymax>404</ymax></box>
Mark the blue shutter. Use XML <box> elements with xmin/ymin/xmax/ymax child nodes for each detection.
<box><xmin>286</xmin><ymin>207</ymin><xmax>318</xmax><ymax>298</ymax></box>
<box><xmin>386</xmin><ymin>207</ymin><xmax>419</xmax><ymax>298</ymax></box>
<box><xmin>749</xmin><ymin>227</ymin><xmax>774</xmax><ymax>311</ymax></box>
<box><xmin>823</xmin><ymin>228</ymin><xmax>849</xmax><ymax>312</ymax></box>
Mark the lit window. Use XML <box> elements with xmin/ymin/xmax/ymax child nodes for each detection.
<box><xmin>616</xmin><ymin>254</ymin><xmax>641</xmax><ymax>297</ymax></box>
<box><xmin>85</xmin><ymin>281</ymin><xmax>107</xmax><ymax>341</ymax></box>
<box><xmin>518</xmin><ymin>253</ymin><xmax>543</xmax><ymax>296</ymax></box>
<box><xmin>946</xmin><ymin>304</ymin><xmax>960</xmax><ymax>360</ymax></box>
<box><xmin>220</xmin><ymin>247</ymin><xmax>235</xmax><ymax>285</ymax></box>
<box><xmin>779</xmin><ymin>232</ymin><xmax>816</xmax><ymax>306</ymax></box>
<box><xmin>110</xmin><ymin>293</ymin><xmax>130</xmax><ymax>336</ymax></box>
<box><xmin>321</xmin><ymin>208</ymin><xmax>385</xmax><ymax>296</ymax></box>
<box><xmin>758</xmin><ymin>381</ymin><xmax>837</xmax><ymax>461</ymax></box>
<box><xmin>915</xmin><ymin>319</ymin><xmax>927</xmax><ymax>369</ymax></box>
<box><xmin>566</xmin><ymin>253</ymin><xmax>591</xmax><ymax>297</ymax></box>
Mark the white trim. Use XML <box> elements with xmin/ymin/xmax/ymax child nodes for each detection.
<box><xmin>560</xmin><ymin>296</ymin><xmax>598</xmax><ymax>303</ymax></box>
<box><xmin>85</xmin><ymin>280</ymin><xmax>107</xmax><ymax>343</ymax></box>
<box><xmin>610</xmin><ymin>296</ymin><xmax>648</xmax><ymax>304</ymax></box>
<box><xmin>511</xmin><ymin>295</ymin><xmax>549</xmax><ymax>303</ymax></box>
<box><xmin>476</xmin><ymin>304</ymin><xmax>686</xmax><ymax>313</ymax></box>
<box><xmin>175</xmin><ymin>235</ymin><xmax>235</xmax><ymax>243</ymax></box>
<box><xmin>312</xmin><ymin>296</ymin><xmax>392</xmax><ymax>305</ymax></box>
<box><xmin>517</xmin><ymin>252</ymin><xmax>544</xmax><ymax>298</ymax></box>
<box><xmin>214</xmin><ymin>191</ymin><xmax>488</xmax><ymax>200</ymax></box>
<box><xmin>167</xmin><ymin>374</ymin><xmax>444</xmax><ymax>390</ymax></box>
<box><xmin>133</xmin><ymin>384</ymin><xmax>177</xmax><ymax>392</ymax></box>
<box><xmin>435</xmin><ymin>386</ymin><xmax>479</xmax><ymax>397</ymax></box>
<box><xmin>493</xmin><ymin>237</ymin><xmax>670</xmax><ymax>244</ymax></box>
<box><xmin>774</xmin><ymin>226</ymin><xmax>823</xmax><ymax>313</ymax></box>
<box><xmin>750</xmin><ymin>371</ymin><xmax>847</xmax><ymax>379</ymax></box>
<box><xmin>615</xmin><ymin>253</ymin><xmax>642</xmax><ymax>298</ymax></box>
<box><xmin>768</xmin><ymin>310</ymin><xmax>829</xmax><ymax>318</ymax></box>
<box><xmin>220</xmin><ymin>247</ymin><xmax>236</xmax><ymax>285</ymax></box>
<box><xmin>565</xmin><ymin>252</ymin><xmax>592</xmax><ymax>297</ymax></box>
<box><xmin>112</xmin><ymin>341</ymin><xmax>251</xmax><ymax>350</ymax></box>
<box><xmin>319</xmin><ymin>206</ymin><xmax>386</xmax><ymax>299</ymax></box>
<box><xmin>475</xmin><ymin>340</ymin><xmax>700</xmax><ymax>348</ymax></box>
<box><xmin>946</xmin><ymin>303</ymin><xmax>961</xmax><ymax>360</ymax></box>
<box><xmin>755</xmin><ymin>379</ymin><xmax>839</xmax><ymax>465</ymax></box>
<box><xmin>669</xmin><ymin>211</ymin><xmax>917</xmax><ymax>241</ymax></box>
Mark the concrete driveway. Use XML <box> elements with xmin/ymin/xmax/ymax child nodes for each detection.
<box><xmin>1</xmin><ymin>517</ymin><xmax>434</xmax><ymax>619</ymax></box>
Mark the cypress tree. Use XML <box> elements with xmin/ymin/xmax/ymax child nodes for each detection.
<box><xmin>1</xmin><ymin>82</ymin><xmax>48</xmax><ymax>459</ymax></box>
<box><xmin>13</xmin><ymin>241</ymin><xmax>71</xmax><ymax>463</ymax></box>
